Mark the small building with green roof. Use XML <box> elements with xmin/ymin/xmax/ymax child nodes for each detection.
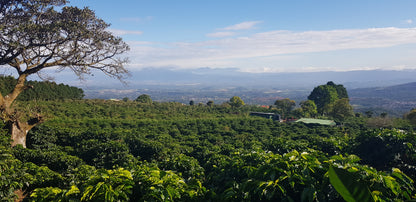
<box><xmin>295</xmin><ymin>118</ymin><xmax>336</xmax><ymax>126</ymax></box>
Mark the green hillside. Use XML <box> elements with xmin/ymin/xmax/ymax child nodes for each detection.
<box><xmin>350</xmin><ymin>82</ymin><xmax>416</xmax><ymax>116</ymax></box>
<box><xmin>1</xmin><ymin>99</ymin><xmax>416</xmax><ymax>201</ymax></box>
<box><xmin>0</xmin><ymin>76</ymin><xmax>84</xmax><ymax>101</ymax></box>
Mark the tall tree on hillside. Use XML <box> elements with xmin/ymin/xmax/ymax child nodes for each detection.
<box><xmin>406</xmin><ymin>109</ymin><xmax>416</xmax><ymax>125</ymax></box>
<box><xmin>274</xmin><ymin>98</ymin><xmax>295</xmax><ymax>119</ymax></box>
<box><xmin>300</xmin><ymin>100</ymin><xmax>317</xmax><ymax>118</ymax></box>
<box><xmin>135</xmin><ymin>94</ymin><xmax>152</xmax><ymax>104</ymax></box>
<box><xmin>326</xmin><ymin>81</ymin><xmax>349</xmax><ymax>99</ymax></box>
<box><xmin>207</xmin><ymin>100</ymin><xmax>214</xmax><ymax>107</ymax></box>
<box><xmin>329</xmin><ymin>98</ymin><xmax>354</xmax><ymax>121</ymax></box>
<box><xmin>229</xmin><ymin>96</ymin><xmax>245</xmax><ymax>108</ymax></box>
<box><xmin>308</xmin><ymin>81</ymin><xmax>348</xmax><ymax>115</ymax></box>
<box><xmin>0</xmin><ymin>0</ymin><xmax>129</xmax><ymax>147</ymax></box>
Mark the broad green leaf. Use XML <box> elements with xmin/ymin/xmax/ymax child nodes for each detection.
<box><xmin>81</xmin><ymin>186</ymin><xmax>94</xmax><ymax>201</ymax></box>
<box><xmin>383</xmin><ymin>176</ymin><xmax>398</xmax><ymax>195</ymax></box>
<box><xmin>301</xmin><ymin>187</ymin><xmax>315</xmax><ymax>202</ymax></box>
<box><xmin>329</xmin><ymin>166</ymin><xmax>374</xmax><ymax>202</ymax></box>
<box><xmin>65</xmin><ymin>185</ymin><xmax>80</xmax><ymax>196</ymax></box>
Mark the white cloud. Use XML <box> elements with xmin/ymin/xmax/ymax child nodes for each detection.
<box><xmin>405</xmin><ymin>19</ymin><xmax>413</xmax><ymax>24</ymax></box>
<box><xmin>127</xmin><ymin>27</ymin><xmax>416</xmax><ymax>71</ymax></box>
<box><xmin>205</xmin><ymin>21</ymin><xmax>262</xmax><ymax>38</ymax></box>
<box><xmin>206</xmin><ymin>31</ymin><xmax>236</xmax><ymax>38</ymax></box>
<box><xmin>222</xmin><ymin>21</ymin><xmax>262</xmax><ymax>30</ymax></box>
<box><xmin>107</xmin><ymin>29</ymin><xmax>143</xmax><ymax>36</ymax></box>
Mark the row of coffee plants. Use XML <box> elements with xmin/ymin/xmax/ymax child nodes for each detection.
<box><xmin>1</xmin><ymin>100</ymin><xmax>415</xmax><ymax>201</ymax></box>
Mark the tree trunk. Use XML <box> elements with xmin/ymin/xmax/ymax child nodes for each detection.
<box><xmin>10</xmin><ymin>121</ymin><xmax>31</xmax><ymax>148</ymax></box>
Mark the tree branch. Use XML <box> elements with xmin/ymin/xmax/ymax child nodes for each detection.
<box><xmin>4</xmin><ymin>74</ymin><xmax>29</xmax><ymax>108</ymax></box>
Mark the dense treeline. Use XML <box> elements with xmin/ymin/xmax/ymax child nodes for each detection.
<box><xmin>0</xmin><ymin>76</ymin><xmax>84</xmax><ymax>101</ymax></box>
<box><xmin>1</xmin><ymin>100</ymin><xmax>416</xmax><ymax>201</ymax></box>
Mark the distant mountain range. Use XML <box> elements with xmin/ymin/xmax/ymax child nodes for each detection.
<box><xmin>349</xmin><ymin>82</ymin><xmax>416</xmax><ymax>116</ymax></box>
<box><xmin>75</xmin><ymin>68</ymin><xmax>416</xmax><ymax>90</ymax></box>
<box><xmin>350</xmin><ymin>82</ymin><xmax>416</xmax><ymax>102</ymax></box>
<box><xmin>75</xmin><ymin>68</ymin><xmax>415</xmax><ymax>116</ymax></box>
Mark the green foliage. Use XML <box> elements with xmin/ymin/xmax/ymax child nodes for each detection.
<box><xmin>0</xmin><ymin>76</ymin><xmax>84</xmax><ymax>101</ymax></box>
<box><xmin>349</xmin><ymin>129</ymin><xmax>416</xmax><ymax>178</ymax></box>
<box><xmin>300</xmin><ymin>100</ymin><xmax>318</xmax><ymax>118</ymax></box>
<box><xmin>308</xmin><ymin>81</ymin><xmax>349</xmax><ymax>115</ymax></box>
<box><xmin>274</xmin><ymin>98</ymin><xmax>296</xmax><ymax>118</ymax></box>
<box><xmin>308</xmin><ymin>84</ymin><xmax>338</xmax><ymax>114</ymax></box>
<box><xmin>131</xmin><ymin>164</ymin><xmax>206</xmax><ymax>201</ymax></box>
<box><xmin>2</xmin><ymin>99</ymin><xmax>416</xmax><ymax>201</ymax></box>
<box><xmin>13</xmin><ymin>147</ymin><xmax>84</xmax><ymax>173</ymax></box>
<box><xmin>330</xmin><ymin>98</ymin><xmax>354</xmax><ymax>121</ymax></box>
<box><xmin>329</xmin><ymin>166</ymin><xmax>374</xmax><ymax>202</ymax></box>
<box><xmin>135</xmin><ymin>94</ymin><xmax>152</xmax><ymax>104</ymax></box>
<box><xmin>30</xmin><ymin>185</ymin><xmax>80</xmax><ymax>202</ymax></box>
<box><xmin>24</xmin><ymin>163</ymin><xmax>65</xmax><ymax>191</ymax></box>
<box><xmin>207</xmin><ymin>100</ymin><xmax>214</xmax><ymax>107</ymax></box>
<box><xmin>80</xmin><ymin>168</ymin><xmax>133</xmax><ymax>202</ymax></box>
<box><xmin>327</xmin><ymin>81</ymin><xmax>349</xmax><ymax>99</ymax></box>
<box><xmin>406</xmin><ymin>108</ymin><xmax>416</xmax><ymax>125</ymax></box>
<box><xmin>157</xmin><ymin>153</ymin><xmax>205</xmax><ymax>181</ymax></box>
<box><xmin>229</xmin><ymin>96</ymin><xmax>245</xmax><ymax>108</ymax></box>
<box><xmin>76</xmin><ymin>139</ymin><xmax>136</xmax><ymax>169</ymax></box>
<box><xmin>30</xmin><ymin>187</ymin><xmax>66</xmax><ymax>202</ymax></box>
<box><xmin>205</xmin><ymin>149</ymin><xmax>331</xmax><ymax>201</ymax></box>
<box><xmin>328</xmin><ymin>155</ymin><xmax>416</xmax><ymax>201</ymax></box>
<box><xmin>30</xmin><ymin>168</ymin><xmax>134</xmax><ymax>202</ymax></box>
<box><xmin>204</xmin><ymin>148</ymin><xmax>416</xmax><ymax>201</ymax></box>
<box><xmin>0</xmin><ymin>136</ymin><xmax>26</xmax><ymax>201</ymax></box>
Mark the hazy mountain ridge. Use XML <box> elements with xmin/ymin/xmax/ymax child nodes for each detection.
<box><xmin>77</xmin><ymin>68</ymin><xmax>416</xmax><ymax>90</ymax></box>
<box><xmin>349</xmin><ymin>82</ymin><xmax>416</xmax><ymax>116</ymax></box>
<box><xmin>80</xmin><ymin>68</ymin><xmax>415</xmax><ymax>116</ymax></box>
<box><xmin>349</xmin><ymin>82</ymin><xmax>416</xmax><ymax>101</ymax></box>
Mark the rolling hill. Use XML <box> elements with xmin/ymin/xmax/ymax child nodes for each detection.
<box><xmin>349</xmin><ymin>82</ymin><xmax>416</xmax><ymax>116</ymax></box>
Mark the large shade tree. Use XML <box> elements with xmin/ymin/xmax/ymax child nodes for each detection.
<box><xmin>299</xmin><ymin>100</ymin><xmax>317</xmax><ymax>118</ymax></box>
<box><xmin>0</xmin><ymin>0</ymin><xmax>129</xmax><ymax>147</ymax></box>
<box><xmin>308</xmin><ymin>81</ymin><xmax>348</xmax><ymax>115</ymax></box>
<box><xmin>329</xmin><ymin>98</ymin><xmax>353</xmax><ymax>121</ymax></box>
<box><xmin>406</xmin><ymin>108</ymin><xmax>416</xmax><ymax>125</ymax></box>
<box><xmin>135</xmin><ymin>94</ymin><xmax>152</xmax><ymax>104</ymax></box>
<box><xmin>229</xmin><ymin>96</ymin><xmax>245</xmax><ymax>108</ymax></box>
<box><xmin>274</xmin><ymin>98</ymin><xmax>295</xmax><ymax>119</ymax></box>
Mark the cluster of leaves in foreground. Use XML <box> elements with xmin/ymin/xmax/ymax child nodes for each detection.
<box><xmin>29</xmin><ymin>165</ymin><xmax>206</xmax><ymax>202</ymax></box>
<box><xmin>2</xmin><ymin>101</ymin><xmax>416</xmax><ymax>201</ymax></box>
<box><xmin>5</xmin><ymin>141</ymin><xmax>416</xmax><ymax>201</ymax></box>
<box><xmin>206</xmin><ymin>150</ymin><xmax>415</xmax><ymax>201</ymax></box>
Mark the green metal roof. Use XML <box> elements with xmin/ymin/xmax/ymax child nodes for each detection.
<box><xmin>295</xmin><ymin>118</ymin><xmax>336</xmax><ymax>126</ymax></box>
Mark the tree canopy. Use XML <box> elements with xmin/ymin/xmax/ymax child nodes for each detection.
<box><xmin>274</xmin><ymin>98</ymin><xmax>295</xmax><ymax>118</ymax></box>
<box><xmin>406</xmin><ymin>108</ymin><xmax>416</xmax><ymax>125</ymax></box>
<box><xmin>207</xmin><ymin>100</ymin><xmax>214</xmax><ymax>107</ymax></box>
<box><xmin>1</xmin><ymin>0</ymin><xmax>129</xmax><ymax>78</ymax></box>
<box><xmin>135</xmin><ymin>94</ymin><xmax>152</xmax><ymax>104</ymax></box>
<box><xmin>330</xmin><ymin>98</ymin><xmax>354</xmax><ymax>121</ymax></box>
<box><xmin>0</xmin><ymin>76</ymin><xmax>84</xmax><ymax>101</ymax></box>
<box><xmin>308</xmin><ymin>81</ymin><xmax>349</xmax><ymax>115</ymax></box>
<box><xmin>300</xmin><ymin>100</ymin><xmax>318</xmax><ymax>118</ymax></box>
<box><xmin>229</xmin><ymin>96</ymin><xmax>245</xmax><ymax>108</ymax></box>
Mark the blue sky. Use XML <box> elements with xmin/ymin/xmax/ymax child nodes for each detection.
<box><xmin>68</xmin><ymin>0</ymin><xmax>416</xmax><ymax>73</ymax></box>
